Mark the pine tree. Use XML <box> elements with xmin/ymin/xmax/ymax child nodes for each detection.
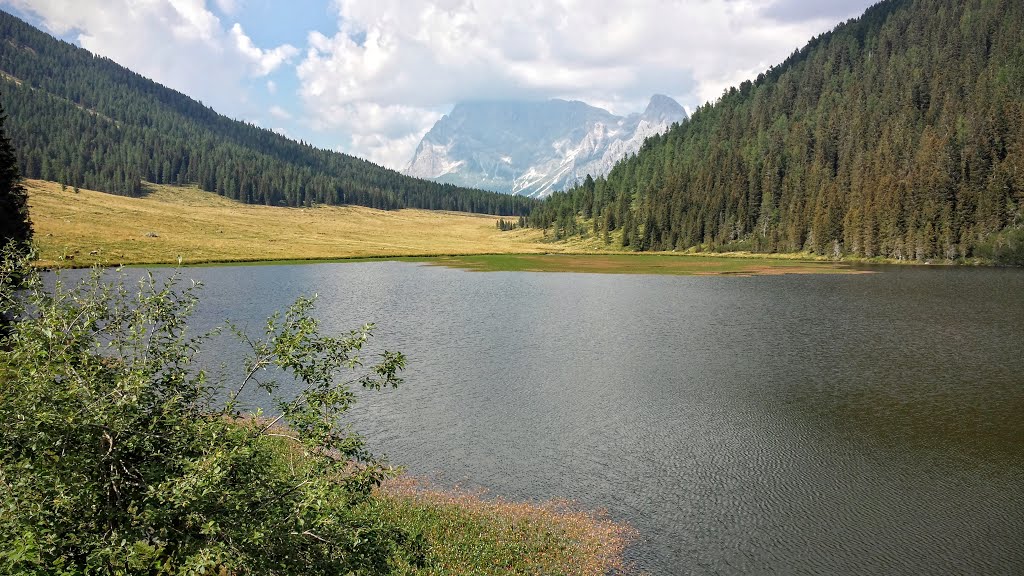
<box><xmin>0</xmin><ymin>97</ymin><xmax>31</xmax><ymax>254</ymax></box>
<box><xmin>522</xmin><ymin>0</ymin><xmax>1024</xmax><ymax>262</ymax></box>
<box><xmin>0</xmin><ymin>11</ymin><xmax>537</xmax><ymax>219</ymax></box>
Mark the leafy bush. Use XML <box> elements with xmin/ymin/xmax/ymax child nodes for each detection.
<box><xmin>974</xmin><ymin>227</ymin><xmax>1024</xmax><ymax>266</ymax></box>
<box><xmin>0</xmin><ymin>248</ymin><xmax>421</xmax><ymax>575</ymax></box>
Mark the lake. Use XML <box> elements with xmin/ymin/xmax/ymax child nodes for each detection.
<box><xmin>110</xmin><ymin>262</ymin><xmax>1024</xmax><ymax>574</ymax></box>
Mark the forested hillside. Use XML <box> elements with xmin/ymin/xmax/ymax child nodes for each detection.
<box><xmin>0</xmin><ymin>11</ymin><xmax>533</xmax><ymax>216</ymax></box>
<box><xmin>529</xmin><ymin>0</ymin><xmax>1024</xmax><ymax>262</ymax></box>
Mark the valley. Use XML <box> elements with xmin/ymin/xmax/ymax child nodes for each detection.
<box><xmin>3</xmin><ymin>0</ymin><xmax>1024</xmax><ymax>574</ymax></box>
<box><xmin>26</xmin><ymin>179</ymin><xmax>551</xmax><ymax>267</ymax></box>
<box><xmin>29</xmin><ymin>178</ymin><xmax>862</xmax><ymax>276</ymax></box>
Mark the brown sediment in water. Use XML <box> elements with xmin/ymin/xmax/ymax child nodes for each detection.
<box><xmin>427</xmin><ymin>253</ymin><xmax>869</xmax><ymax>276</ymax></box>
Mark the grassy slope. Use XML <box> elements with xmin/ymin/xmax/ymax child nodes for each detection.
<box><xmin>27</xmin><ymin>180</ymin><xmax>555</xmax><ymax>267</ymax></box>
<box><xmin>29</xmin><ymin>179</ymin><xmax>863</xmax><ymax>275</ymax></box>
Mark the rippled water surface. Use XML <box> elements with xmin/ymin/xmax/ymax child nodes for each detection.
<box><xmin>134</xmin><ymin>263</ymin><xmax>1024</xmax><ymax>573</ymax></box>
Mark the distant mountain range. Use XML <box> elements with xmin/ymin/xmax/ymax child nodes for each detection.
<box><xmin>405</xmin><ymin>95</ymin><xmax>687</xmax><ymax>198</ymax></box>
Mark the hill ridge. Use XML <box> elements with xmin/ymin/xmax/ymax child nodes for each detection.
<box><xmin>528</xmin><ymin>0</ymin><xmax>1024</xmax><ymax>263</ymax></box>
<box><xmin>0</xmin><ymin>10</ymin><xmax>534</xmax><ymax>216</ymax></box>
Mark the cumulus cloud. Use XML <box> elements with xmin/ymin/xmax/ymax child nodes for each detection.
<box><xmin>3</xmin><ymin>0</ymin><xmax>878</xmax><ymax>169</ymax></box>
<box><xmin>297</xmin><ymin>0</ymin><xmax>876</xmax><ymax>168</ymax></box>
<box><xmin>214</xmin><ymin>0</ymin><xmax>240</xmax><ymax>15</ymax></box>
<box><xmin>4</xmin><ymin>0</ymin><xmax>297</xmax><ymax>112</ymax></box>
<box><xmin>268</xmin><ymin>105</ymin><xmax>292</xmax><ymax>120</ymax></box>
<box><xmin>230</xmin><ymin>23</ymin><xmax>298</xmax><ymax>76</ymax></box>
<box><xmin>302</xmin><ymin>99</ymin><xmax>442</xmax><ymax>167</ymax></box>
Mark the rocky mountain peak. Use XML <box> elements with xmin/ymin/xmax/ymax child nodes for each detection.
<box><xmin>404</xmin><ymin>95</ymin><xmax>688</xmax><ymax>198</ymax></box>
<box><xmin>642</xmin><ymin>94</ymin><xmax>687</xmax><ymax>124</ymax></box>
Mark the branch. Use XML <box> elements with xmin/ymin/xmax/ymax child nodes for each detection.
<box><xmin>259</xmin><ymin>413</ymin><xmax>285</xmax><ymax>435</ymax></box>
<box><xmin>226</xmin><ymin>347</ymin><xmax>271</xmax><ymax>413</ymax></box>
<box><xmin>293</xmin><ymin>530</ymin><xmax>329</xmax><ymax>544</ymax></box>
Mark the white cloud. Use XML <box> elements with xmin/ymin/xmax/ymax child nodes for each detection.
<box><xmin>268</xmin><ymin>105</ymin><xmax>292</xmax><ymax>120</ymax></box>
<box><xmin>309</xmin><ymin>101</ymin><xmax>442</xmax><ymax>167</ymax></box>
<box><xmin>296</xmin><ymin>0</ymin><xmax>876</xmax><ymax>169</ymax></box>
<box><xmin>230</xmin><ymin>23</ymin><xmax>298</xmax><ymax>76</ymax></box>
<box><xmin>697</xmin><ymin>64</ymin><xmax>766</xmax><ymax>106</ymax></box>
<box><xmin>350</xmin><ymin>130</ymin><xmax>430</xmax><ymax>169</ymax></box>
<box><xmin>3</xmin><ymin>0</ymin><xmax>878</xmax><ymax>170</ymax></box>
<box><xmin>4</xmin><ymin>0</ymin><xmax>298</xmax><ymax>111</ymax></box>
<box><xmin>214</xmin><ymin>0</ymin><xmax>240</xmax><ymax>15</ymax></box>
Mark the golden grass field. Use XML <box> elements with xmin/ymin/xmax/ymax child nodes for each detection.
<box><xmin>28</xmin><ymin>179</ymin><xmax>863</xmax><ymax>275</ymax></box>
<box><xmin>26</xmin><ymin>179</ymin><xmax>558</xmax><ymax>267</ymax></box>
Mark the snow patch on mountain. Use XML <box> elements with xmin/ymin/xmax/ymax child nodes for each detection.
<box><xmin>404</xmin><ymin>95</ymin><xmax>687</xmax><ymax>198</ymax></box>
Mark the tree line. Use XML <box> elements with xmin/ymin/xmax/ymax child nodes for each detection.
<box><xmin>0</xmin><ymin>10</ymin><xmax>535</xmax><ymax>216</ymax></box>
<box><xmin>496</xmin><ymin>217</ymin><xmax>525</xmax><ymax>231</ymax></box>
<box><xmin>528</xmin><ymin>0</ymin><xmax>1024</xmax><ymax>263</ymax></box>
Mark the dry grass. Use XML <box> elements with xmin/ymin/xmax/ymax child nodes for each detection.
<box><xmin>375</xmin><ymin>477</ymin><xmax>636</xmax><ymax>575</ymax></box>
<box><xmin>247</xmin><ymin>418</ymin><xmax>635</xmax><ymax>574</ymax></box>
<box><xmin>26</xmin><ymin>179</ymin><xmax>557</xmax><ymax>267</ymax></box>
<box><xmin>27</xmin><ymin>179</ymin><xmax>867</xmax><ymax>275</ymax></box>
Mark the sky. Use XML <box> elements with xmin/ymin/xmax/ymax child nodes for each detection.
<box><xmin>1</xmin><ymin>0</ymin><xmax>878</xmax><ymax>170</ymax></box>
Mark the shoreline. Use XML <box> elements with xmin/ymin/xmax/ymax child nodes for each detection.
<box><xmin>25</xmin><ymin>179</ymin><xmax>1011</xmax><ymax>273</ymax></box>
<box><xmin>33</xmin><ymin>250</ymin><xmax>1006</xmax><ymax>275</ymax></box>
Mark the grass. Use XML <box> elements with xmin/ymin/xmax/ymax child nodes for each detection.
<box><xmin>28</xmin><ymin>179</ymin><xmax>864</xmax><ymax>275</ymax></box>
<box><xmin>372</xmin><ymin>477</ymin><xmax>635</xmax><ymax>575</ymax></box>
<box><xmin>255</xmin><ymin>422</ymin><xmax>634</xmax><ymax>574</ymax></box>
<box><xmin>26</xmin><ymin>179</ymin><xmax>556</xmax><ymax>267</ymax></box>
<box><xmin>421</xmin><ymin>253</ymin><xmax>865</xmax><ymax>276</ymax></box>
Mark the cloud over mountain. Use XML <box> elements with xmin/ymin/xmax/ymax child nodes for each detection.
<box><xmin>2</xmin><ymin>0</ymin><xmax>297</xmax><ymax>115</ymax></box>
<box><xmin>4</xmin><ymin>0</ymin><xmax>877</xmax><ymax>168</ymax></box>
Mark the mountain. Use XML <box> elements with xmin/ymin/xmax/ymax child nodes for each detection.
<box><xmin>528</xmin><ymin>0</ymin><xmax>1024</xmax><ymax>263</ymax></box>
<box><xmin>404</xmin><ymin>95</ymin><xmax>687</xmax><ymax>198</ymax></box>
<box><xmin>0</xmin><ymin>10</ymin><xmax>534</xmax><ymax>216</ymax></box>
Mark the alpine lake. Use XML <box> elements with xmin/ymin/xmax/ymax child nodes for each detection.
<box><xmin>67</xmin><ymin>257</ymin><xmax>1024</xmax><ymax>574</ymax></box>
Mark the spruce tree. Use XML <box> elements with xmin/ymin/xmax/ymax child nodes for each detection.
<box><xmin>524</xmin><ymin>0</ymin><xmax>1024</xmax><ymax>262</ymax></box>
<box><xmin>0</xmin><ymin>97</ymin><xmax>31</xmax><ymax>253</ymax></box>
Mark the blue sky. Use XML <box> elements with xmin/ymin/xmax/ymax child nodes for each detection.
<box><xmin>2</xmin><ymin>0</ymin><xmax>877</xmax><ymax>169</ymax></box>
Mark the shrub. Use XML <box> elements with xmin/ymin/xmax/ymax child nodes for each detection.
<box><xmin>974</xmin><ymin>227</ymin><xmax>1024</xmax><ymax>266</ymax></box>
<box><xmin>0</xmin><ymin>248</ymin><xmax>421</xmax><ymax>575</ymax></box>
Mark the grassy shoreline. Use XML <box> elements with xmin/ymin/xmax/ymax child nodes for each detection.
<box><xmin>373</xmin><ymin>477</ymin><xmax>635</xmax><ymax>575</ymax></box>
<box><xmin>29</xmin><ymin>179</ymin><xmax>1002</xmax><ymax>274</ymax></box>
<box><xmin>26</xmin><ymin>179</ymin><xmax>557</xmax><ymax>268</ymax></box>
<box><xmin>40</xmin><ymin>249</ymin><xmax>965</xmax><ymax>274</ymax></box>
<box><xmin>420</xmin><ymin>253</ymin><xmax>869</xmax><ymax>275</ymax></box>
<box><xmin>42</xmin><ymin>251</ymin><xmax>870</xmax><ymax>276</ymax></box>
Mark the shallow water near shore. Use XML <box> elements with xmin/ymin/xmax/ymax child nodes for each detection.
<box><xmin>57</xmin><ymin>261</ymin><xmax>1024</xmax><ymax>574</ymax></box>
